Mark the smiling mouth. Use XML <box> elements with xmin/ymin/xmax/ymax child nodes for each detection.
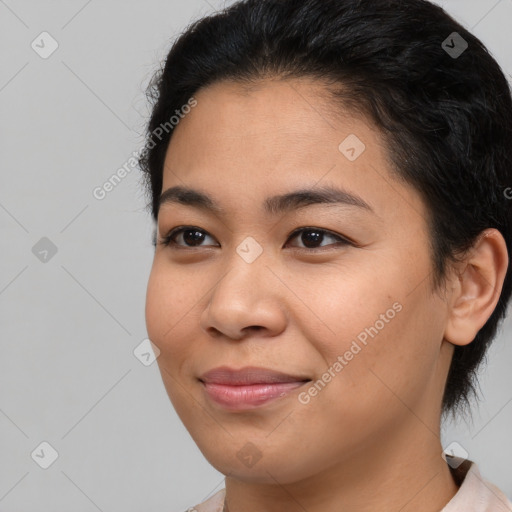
<box><xmin>199</xmin><ymin>380</ymin><xmax>311</xmax><ymax>410</ymax></box>
<box><xmin>197</xmin><ymin>365</ymin><xmax>312</xmax><ymax>410</ymax></box>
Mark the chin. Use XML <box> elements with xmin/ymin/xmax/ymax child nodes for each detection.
<box><xmin>196</xmin><ymin>440</ymin><xmax>320</xmax><ymax>485</ymax></box>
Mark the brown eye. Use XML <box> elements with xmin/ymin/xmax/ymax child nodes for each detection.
<box><xmin>286</xmin><ymin>227</ymin><xmax>351</xmax><ymax>251</ymax></box>
<box><xmin>158</xmin><ymin>226</ymin><xmax>218</xmax><ymax>248</ymax></box>
<box><xmin>158</xmin><ymin>226</ymin><xmax>352</xmax><ymax>251</ymax></box>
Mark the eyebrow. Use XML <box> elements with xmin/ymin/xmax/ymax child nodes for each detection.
<box><xmin>158</xmin><ymin>184</ymin><xmax>374</xmax><ymax>217</ymax></box>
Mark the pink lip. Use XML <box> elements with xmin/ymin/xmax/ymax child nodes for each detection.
<box><xmin>198</xmin><ymin>366</ymin><xmax>311</xmax><ymax>410</ymax></box>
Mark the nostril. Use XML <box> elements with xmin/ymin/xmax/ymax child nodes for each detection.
<box><xmin>244</xmin><ymin>326</ymin><xmax>264</xmax><ymax>334</ymax></box>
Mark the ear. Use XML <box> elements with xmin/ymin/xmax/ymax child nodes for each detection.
<box><xmin>444</xmin><ymin>228</ymin><xmax>509</xmax><ymax>347</ymax></box>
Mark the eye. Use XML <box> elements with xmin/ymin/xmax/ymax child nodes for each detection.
<box><xmin>157</xmin><ymin>225</ymin><xmax>353</xmax><ymax>251</ymax></box>
<box><xmin>286</xmin><ymin>227</ymin><xmax>352</xmax><ymax>251</ymax></box>
<box><xmin>158</xmin><ymin>226</ymin><xmax>218</xmax><ymax>248</ymax></box>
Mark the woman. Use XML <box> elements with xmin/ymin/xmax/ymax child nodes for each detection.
<box><xmin>138</xmin><ymin>0</ymin><xmax>512</xmax><ymax>510</ymax></box>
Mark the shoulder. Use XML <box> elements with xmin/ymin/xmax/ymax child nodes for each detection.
<box><xmin>185</xmin><ymin>488</ymin><xmax>226</xmax><ymax>512</ymax></box>
<box><xmin>442</xmin><ymin>458</ymin><xmax>512</xmax><ymax>512</ymax></box>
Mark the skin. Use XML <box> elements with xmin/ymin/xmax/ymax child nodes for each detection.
<box><xmin>145</xmin><ymin>78</ymin><xmax>508</xmax><ymax>512</ymax></box>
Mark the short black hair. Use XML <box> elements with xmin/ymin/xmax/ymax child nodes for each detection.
<box><xmin>138</xmin><ymin>0</ymin><xmax>512</xmax><ymax>420</ymax></box>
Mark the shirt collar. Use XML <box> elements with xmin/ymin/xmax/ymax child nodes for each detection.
<box><xmin>441</xmin><ymin>456</ymin><xmax>512</xmax><ymax>511</ymax></box>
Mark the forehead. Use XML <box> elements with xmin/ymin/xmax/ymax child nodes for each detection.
<box><xmin>161</xmin><ymin>78</ymin><xmax>427</xmax><ymax>224</ymax></box>
<box><xmin>173</xmin><ymin>77</ymin><xmax>361</xmax><ymax>147</ymax></box>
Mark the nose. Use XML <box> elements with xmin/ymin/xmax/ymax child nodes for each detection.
<box><xmin>199</xmin><ymin>249</ymin><xmax>288</xmax><ymax>341</ymax></box>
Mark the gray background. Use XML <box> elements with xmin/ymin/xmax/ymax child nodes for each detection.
<box><xmin>1</xmin><ymin>1</ymin><xmax>511</xmax><ymax>510</ymax></box>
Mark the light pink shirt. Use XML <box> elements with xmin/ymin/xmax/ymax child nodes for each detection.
<box><xmin>189</xmin><ymin>458</ymin><xmax>512</xmax><ymax>512</ymax></box>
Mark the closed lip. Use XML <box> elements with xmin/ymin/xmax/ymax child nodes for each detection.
<box><xmin>198</xmin><ymin>366</ymin><xmax>311</xmax><ymax>385</ymax></box>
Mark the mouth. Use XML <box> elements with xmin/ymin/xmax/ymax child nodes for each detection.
<box><xmin>198</xmin><ymin>366</ymin><xmax>312</xmax><ymax>410</ymax></box>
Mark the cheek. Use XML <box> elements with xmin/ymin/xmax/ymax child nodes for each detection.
<box><xmin>315</xmin><ymin>289</ymin><xmax>443</xmax><ymax>425</ymax></box>
<box><xmin>145</xmin><ymin>265</ymin><xmax>199</xmax><ymax>410</ymax></box>
<box><xmin>145</xmin><ymin>267</ymin><xmax>167</xmax><ymax>344</ymax></box>
<box><xmin>295</xmin><ymin>266</ymin><xmax>401</xmax><ymax>362</ymax></box>
<box><xmin>145</xmin><ymin>263</ymin><xmax>194</xmax><ymax>358</ymax></box>
<box><xmin>298</xmin><ymin>257</ymin><xmax>441</xmax><ymax>408</ymax></box>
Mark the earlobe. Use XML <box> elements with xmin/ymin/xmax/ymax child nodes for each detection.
<box><xmin>444</xmin><ymin>228</ymin><xmax>509</xmax><ymax>347</ymax></box>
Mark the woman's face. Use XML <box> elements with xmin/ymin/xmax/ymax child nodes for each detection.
<box><xmin>145</xmin><ymin>78</ymin><xmax>453</xmax><ymax>484</ymax></box>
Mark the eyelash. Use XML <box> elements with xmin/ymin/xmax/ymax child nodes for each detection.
<box><xmin>156</xmin><ymin>226</ymin><xmax>353</xmax><ymax>252</ymax></box>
